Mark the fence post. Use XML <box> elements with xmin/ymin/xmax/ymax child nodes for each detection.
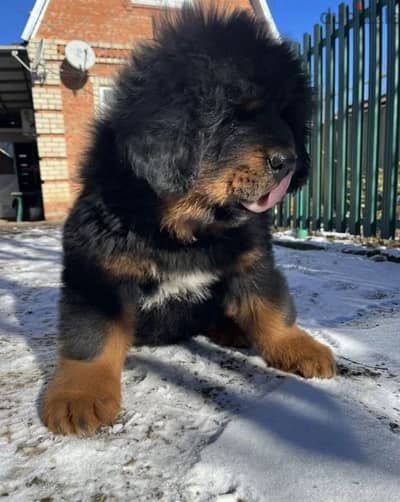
<box><xmin>311</xmin><ymin>24</ymin><xmax>323</xmax><ymax>231</ymax></box>
<box><xmin>335</xmin><ymin>3</ymin><xmax>349</xmax><ymax>233</ymax></box>
<box><xmin>323</xmin><ymin>12</ymin><xmax>336</xmax><ymax>231</ymax></box>
<box><xmin>349</xmin><ymin>0</ymin><xmax>365</xmax><ymax>236</ymax></box>
<box><xmin>364</xmin><ymin>0</ymin><xmax>382</xmax><ymax>237</ymax></box>
<box><xmin>297</xmin><ymin>33</ymin><xmax>312</xmax><ymax>238</ymax></box>
<box><xmin>381</xmin><ymin>0</ymin><xmax>400</xmax><ymax>239</ymax></box>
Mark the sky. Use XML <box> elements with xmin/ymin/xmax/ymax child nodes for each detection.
<box><xmin>1</xmin><ymin>0</ymin><xmax>346</xmax><ymax>45</ymax></box>
<box><xmin>0</xmin><ymin>0</ymin><xmax>34</xmax><ymax>44</ymax></box>
<box><xmin>268</xmin><ymin>0</ymin><xmax>344</xmax><ymax>42</ymax></box>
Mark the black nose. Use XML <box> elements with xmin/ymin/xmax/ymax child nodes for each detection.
<box><xmin>268</xmin><ymin>153</ymin><xmax>297</xmax><ymax>172</ymax></box>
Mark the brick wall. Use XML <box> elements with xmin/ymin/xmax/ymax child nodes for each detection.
<box><xmin>29</xmin><ymin>0</ymin><xmax>253</xmax><ymax>220</ymax></box>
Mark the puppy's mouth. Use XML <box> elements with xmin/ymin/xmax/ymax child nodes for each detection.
<box><xmin>239</xmin><ymin>171</ymin><xmax>293</xmax><ymax>213</ymax></box>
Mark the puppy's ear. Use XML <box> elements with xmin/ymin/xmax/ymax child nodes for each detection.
<box><xmin>111</xmin><ymin>69</ymin><xmax>206</xmax><ymax>197</ymax></box>
<box><xmin>283</xmin><ymin>93</ymin><xmax>312</xmax><ymax>192</ymax></box>
<box><xmin>289</xmin><ymin>123</ymin><xmax>311</xmax><ymax>192</ymax></box>
<box><xmin>125</xmin><ymin>113</ymin><xmax>205</xmax><ymax>197</ymax></box>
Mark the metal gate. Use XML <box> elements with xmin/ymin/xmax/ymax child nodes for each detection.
<box><xmin>275</xmin><ymin>0</ymin><xmax>400</xmax><ymax>239</ymax></box>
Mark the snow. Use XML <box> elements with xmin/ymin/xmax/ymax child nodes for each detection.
<box><xmin>274</xmin><ymin>229</ymin><xmax>400</xmax><ymax>259</ymax></box>
<box><xmin>0</xmin><ymin>227</ymin><xmax>399</xmax><ymax>501</ymax></box>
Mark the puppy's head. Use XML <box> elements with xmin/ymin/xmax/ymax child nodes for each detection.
<box><xmin>111</xmin><ymin>5</ymin><xmax>312</xmax><ymax>233</ymax></box>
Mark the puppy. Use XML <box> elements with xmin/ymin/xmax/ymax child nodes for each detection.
<box><xmin>42</xmin><ymin>5</ymin><xmax>335</xmax><ymax>435</ymax></box>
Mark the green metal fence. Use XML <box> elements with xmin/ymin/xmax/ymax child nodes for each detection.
<box><xmin>275</xmin><ymin>0</ymin><xmax>400</xmax><ymax>239</ymax></box>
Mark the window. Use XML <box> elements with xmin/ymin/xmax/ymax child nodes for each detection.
<box><xmin>130</xmin><ymin>0</ymin><xmax>191</xmax><ymax>7</ymax></box>
<box><xmin>99</xmin><ymin>86</ymin><xmax>114</xmax><ymax>112</ymax></box>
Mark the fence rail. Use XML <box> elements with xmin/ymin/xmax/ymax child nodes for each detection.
<box><xmin>275</xmin><ymin>0</ymin><xmax>400</xmax><ymax>239</ymax></box>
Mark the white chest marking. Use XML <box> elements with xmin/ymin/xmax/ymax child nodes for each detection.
<box><xmin>140</xmin><ymin>271</ymin><xmax>219</xmax><ymax>310</ymax></box>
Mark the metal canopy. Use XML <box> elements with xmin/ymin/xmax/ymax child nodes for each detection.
<box><xmin>0</xmin><ymin>46</ymin><xmax>32</xmax><ymax>124</ymax></box>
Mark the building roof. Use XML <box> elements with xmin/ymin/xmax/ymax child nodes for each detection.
<box><xmin>21</xmin><ymin>0</ymin><xmax>279</xmax><ymax>42</ymax></box>
<box><xmin>251</xmin><ymin>0</ymin><xmax>279</xmax><ymax>39</ymax></box>
<box><xmin>21</xmin><ymin>0</ymin><xmax>51</xmax><ymax>42</ymax></box>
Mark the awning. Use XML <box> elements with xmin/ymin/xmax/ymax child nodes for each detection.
<box><xmin>0</xmin><ymin>46</ymin><xmax>32</xmax><ymax>128</ymax></box>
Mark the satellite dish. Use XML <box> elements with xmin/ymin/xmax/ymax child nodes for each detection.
<box><xmin>65</xmin><ymin>40</ymin><xmax>96</xmax><ymax>71</ymax></box>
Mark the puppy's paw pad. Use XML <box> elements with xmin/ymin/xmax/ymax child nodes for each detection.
<box><xmin>270</xmin><ymin>331</ymin><xmax>336</xmax><ymax>379</ymax></box>
<box><xmin>294</xmin><ymin>343</ymin><xmax>336</xmax><ymax>379</ymax></box>
<box><xmin>42</xmin><ymin>388</ymin><xmax>120</xmax><ymax>436</ymax></box>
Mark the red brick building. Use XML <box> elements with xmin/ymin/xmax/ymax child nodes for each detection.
<box><xmin>7</xmin><ymin>0</ymin><xmax>273</xmax><ymax>220</ymax></box>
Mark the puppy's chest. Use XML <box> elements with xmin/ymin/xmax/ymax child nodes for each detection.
<box><xmin>140</xmin><ymin>268</ymin><xmax>220</xmax><ymax>310</ymax></box>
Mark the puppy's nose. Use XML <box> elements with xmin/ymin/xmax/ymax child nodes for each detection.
<box><xmin>268</xmin><ymin>152</ymin><xmax>297</xmax><ymax>172</ymax></box>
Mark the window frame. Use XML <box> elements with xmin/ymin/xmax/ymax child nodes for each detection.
<box><xmin>99</xmin><ymin>86</ymin><xmax>114</xmax><ymax>112</ymax></box>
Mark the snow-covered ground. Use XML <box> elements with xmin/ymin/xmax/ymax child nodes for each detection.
<box><xmin>0</xmin><ymin>227</ymin><xmax>399</xmax><ymax>501</ymax></box>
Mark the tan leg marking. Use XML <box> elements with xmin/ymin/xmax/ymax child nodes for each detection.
<box><xmin>226</xmin><ymin>296</ymin><xmax>336</xmax><ymax>378</ymax></box>
<box><xmin>42</xmin><ymin>308</ymin><xmax>134</xmax><ymax>435</ymax></box>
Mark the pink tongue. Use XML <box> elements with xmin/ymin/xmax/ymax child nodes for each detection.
<box><xmin>240</xmin><ymin>172</ymin><xmax>293</xmax><ymax>213</ymax></box>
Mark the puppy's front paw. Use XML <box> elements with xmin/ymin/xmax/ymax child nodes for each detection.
<box><xmin>42</xmin><ymin>379</ymin><xmax>121</xmax><ymax>435</ymax></box>
<box><xmin>268</xmin><ymin>328</ymin><xmax>336</xmax><ymax>379</ymax></box>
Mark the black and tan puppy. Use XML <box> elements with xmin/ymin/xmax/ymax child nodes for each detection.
<box><xmin>42</xmin><ymin>5</ymin><xmax>335</xmax><ymax>435</ymax></box>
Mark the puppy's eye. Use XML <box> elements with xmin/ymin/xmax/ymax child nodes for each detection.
<box><xmin>240</xmin><ymin>99</ymin><xmax>263</xmax><ymax>111</ymax></box>
<box><xmin>280</xmin><ymin>106</ymin><xmax>292</xmax><ymax>121</ymax></box>
<box><xmin>236</xmin><ymin>99</ymin><xmax>264</xmax><ymax>121</ymax></box>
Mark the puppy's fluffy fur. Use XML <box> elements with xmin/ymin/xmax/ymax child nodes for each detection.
<box><xmin>42</xmin><ymin>5</ymin><xmax>336</xmax><ymax>435</ymax></box>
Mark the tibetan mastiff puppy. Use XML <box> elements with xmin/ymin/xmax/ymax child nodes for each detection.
<box><xmin>42</xmin><ymin>5</ymin><xmax>335</xmax><ymax>435</ymax></box>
